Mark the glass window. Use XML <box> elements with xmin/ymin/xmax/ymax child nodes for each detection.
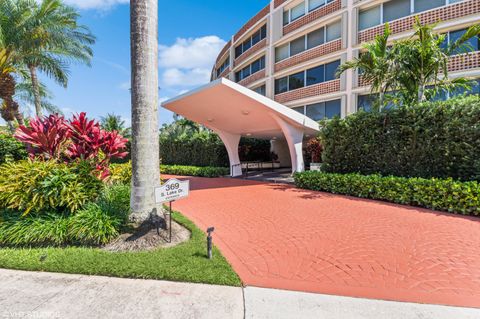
<box><xmin>414</xmin><ymin>0</ymin><xmax>445</xmax><ymax>13</ymax></box>
<box><xmin>449</xmin><ymin>0</ymin><xmax>464</xmax><ymax>3</ymax></box>
<box><xmin>309</xmin><ymin>0</ymin><xmax>325</xmax><ymax>11</ymax></box>
<box><xmin>325</xmin><ymin>99</ymin><xmax>341</xmax><ymax>118</ymax></box>
<box><xmin>359</xmin><ymin>6</ymin><xmax>381</xmax><ymax>31</ymax></box>
<box><xmin>242</xmin><ymin>38</ymin><xmax>251</xmax><ymax>52</ymax></box>
<box><xmin>242</xmin><ymin>65</ymin><xmax>251</xmax><ymax>79</ymax></box>
<box><xmin>275</xmin><ymin>77</ymin><xmax>288</xmax><ymax>94</ymax></box>
<box><xmin>235</xmin><ymin>71</ymin><xmax>242</xmax><ymax>82</ymax></box>
<box><xmin>261</xmin><ymin>25</ymin><xmax>267</xmax><ymax>39</ymax></box>
<box><xmin>235</xmin><ymin>45</ymin><xmax>242</xmax><ymax>58</ymax></box>
<box><xmin>325</xmin><ymin>60</ymin><xmax>340</xmax><ymax>81</ymax></box>
<box><xmin>326</xmin><ymin>20</ymin><xmax>342</xmax><ymax>42</ymax></box>
<box><xmin>307</xmin><ymin>27</ymin><xmax>325</xmax><ymax>49</ymax></box>
<box><xmin>291</xmin><ymin>3</ymin><xmax>306</xmax><ymax>21</ymax></box>
<box><xmin>383</xmin><ymin>0</ymin><xmax>411</xmax><ymax>23</ymax></box>
<box><xmin>306</xmin><ymin>65</ymin><xmax>325</xmax><ymax>86</ymax></box>
<box><xmin>306</xmin><ymin>102</ymin><xmax>326</xmax><ymax>121</ymax></box>
<box><xmin>290</xmin><ymin>37</ymin><xmax>306</xmax><ymax>56</ymax></box>
<box><xmin>275</xmin><ymin>44</ymin><xmax>289</xmax><ymax>62</ymax></box>
<box><xmin>450</xmin><ymin>28</ymin><xmax>479</xmax><ymax>55</ymax></box>
<box><xmin>292</xmin><ymin>106</ymin><xmax>305</xmax><ymax>115</ymax></box>
<box><xmin>251</xmin><ymin>59</ymin><xmax>261</xmax><ymax>74</ymax></box>
<box><xmin>253</xmin><ymin>85</ymin><xmax>266</xmax><ymax>96</ymax></box>
<box><xmin>289</xmin><ymin>71</ymin><xmax>305</xmax><ymax>91</ymax></box>
<box><xmin>252</xmin><ymin>30</ymin><xmax>261</xmax><ymax>46</ymax></box>
<box><xmin>357</xmin><ymin>94</ymin><xmax>376</xmax><ymax>111</ymax></box>
<box><xmin>283</xmin><ymin>10</ymin><xmax>290</xmax><ymax>26</ymax></box>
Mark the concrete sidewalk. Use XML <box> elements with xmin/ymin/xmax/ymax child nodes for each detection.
<box><xmin>1</xmin><ymin>269</ymin><xmax>479</xmax><ymax>319</ymax></box>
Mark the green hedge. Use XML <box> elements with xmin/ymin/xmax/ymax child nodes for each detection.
<box><xmin>294</xmin><ymin>171</ymin><xmax>480</xmax><ymax>215</ymax></box>
<box><xmin>0</xmin><ymin>133</ymin><xmax>27</xmax><ymax>164</ymax></box>
<box><xmin>161</xmin><ymin>165</ymin><xmax>229</xmax><ymax>178</ymax></box>
<box><xmin>321</xmin><ymin>96</ymin><xmax>480</xmax><ymax>181</ymax></box>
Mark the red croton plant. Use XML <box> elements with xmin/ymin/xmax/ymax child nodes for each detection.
<box><xmin>15</xmin><ymin>113</ymin><xmax>128</xmax><ymax>179</ymax></box>
<box><xmin>306</xmin><ymin>137</ymin><xmax>323</xmax><ymax>163</ymax></box>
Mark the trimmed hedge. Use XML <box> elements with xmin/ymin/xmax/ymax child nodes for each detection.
<box><xmin>109</xmin><ymin>163</ymin><xmax>229</xmax><ymax>184</ymax></box>
<box><xmin>321</xmin><ymin>96</ymin><xmax>480</xmax><ymax>181</ymax></box>
<box><xmin>294</xmin><ymin>171</ymin><xmax>480</xmax><ymax>216</ymax></box>
<box><xmin>0</xmin><ymin>133</ymin><xmax>27</xmax><ymax>164</ymax></box>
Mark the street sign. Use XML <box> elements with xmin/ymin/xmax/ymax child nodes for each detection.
<box><xmin>155</xmin><ymin>178</ymin><xmax>190</xmax><ymax>204</ymax></box>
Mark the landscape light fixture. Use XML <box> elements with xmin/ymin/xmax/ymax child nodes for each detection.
<box><xmin>207</xmin><ymin>227</ymin><xmax>215</xmax><ymax>259</ymax></box>
<box><xmin>242</xmin><ymin>110</ymin><xmax>250</xmax><ymax>115</ymax></box>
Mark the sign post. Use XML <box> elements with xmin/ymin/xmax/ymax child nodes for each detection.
<box><xmin>155</xmin><ymin>179</ymin><xmax>190</xmax><ymax>243</ymax></box>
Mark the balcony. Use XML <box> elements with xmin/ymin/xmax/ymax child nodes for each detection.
<box><xmin>274</xmin><ymin>79</ymin><xmax>341</xmax><ymax>103</ymax></box>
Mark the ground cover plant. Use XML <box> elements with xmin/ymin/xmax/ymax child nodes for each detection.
<box><xmin>294</xmin><ymin>171</ymin><xmax>480</xmax><ymax>216</ymax></box>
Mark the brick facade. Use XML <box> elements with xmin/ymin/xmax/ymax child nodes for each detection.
<box><xmin>274</xmin><ymin>39</ymin><xmax>342</xmax><ymax>72</ymax></box>
<box><xmin>234</xmin><ymin>39</ymin><xmax>267</xmax><ymax>67</ymax></box>
<box><xmin>448</xmin><ymin>51</ymin><xmax>480</xmax><ymax>72</ymax></box>
<box><xmin>234</xmin><ymin>5</ymin><xmax>270</xmax><ymax>42</ymax></box>
<box><xmin>274</xmin><ymin>0</ymin><xmax>288</xmax><ymax>8</ymax></box>
<box><xmin>283</xmin><ymin>0</ymin><xmax>342</xmax><ymax>36</ymax></box>
<box><xmin>238</xmin><ymin>70</ymin><xmax>266</xmax><ymax>87</ymax></box>
<box><xmin>358</xmin><ymin>0</ymin><xmax>480</xmax><ymax>43</ymax></box>
<box><xmin>274</xmin><ymin>79</ymin><xmax>341</xmax><ymax>103</ymax></box>
<box><xmin>215</xmin><ymin>40</ymin><xmax>231</xmax><ymax>65</ymax></box>
<box><xmin>217</xmin><ymin>68</ymin><xmax>231</xmax><ymax>80</ymax></box>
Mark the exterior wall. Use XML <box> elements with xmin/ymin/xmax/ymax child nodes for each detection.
<box><xmin>212</xmin><ymin>0</ymin><xmax>480</xmax><ymax>118</ymax></box>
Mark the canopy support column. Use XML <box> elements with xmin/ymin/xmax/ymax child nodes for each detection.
<box><xmin>273</xmin><ymin>115</ymin><xmax>305</xmax><ymax>174</ymax></box>
<box><xmin>212</xmin><ymin>129</ymin><xmax>242</xmax><ymax>177</ymax></box>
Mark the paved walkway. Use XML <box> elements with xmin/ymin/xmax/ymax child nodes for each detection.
<box><xmin>2</xmin><ymin>269</ymin><xmax>480</xmax><ymax>319</ymax></box>
<box><xmin>166</xmin><ymin>175</ymin><xmax>480</xmax><ymax>308</ymax></box>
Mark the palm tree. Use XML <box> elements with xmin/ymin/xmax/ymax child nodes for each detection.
<box><xmin>129</xmin><ymin>0</ymin><xmax>161</xmax><ymax>223</ymax></box>
<box><xmin>21</xmin><ymin>0</ymin><xmax>95</xmax><ymax>117</ymax></box>
<box><xmin>15</xmin><ymin>78</ymin><xmax>60</xmax><ymax>116</ymax></box>
<box><xmin>101</xmin><ymin>113</ymin><xmax>131</xmax><ymax>138</ymax></box>
<box><xmin>338</xmin><ymin>24</ymin><xmax>394</xmax><ymax>110</ymax></box>
<box><xmin>392</xmin><ymin>19</ymin><xmax>480</xmax><ymax>104</ymax></box>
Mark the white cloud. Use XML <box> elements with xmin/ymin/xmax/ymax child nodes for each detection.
<box><xmin>158</xmin><ymin>36</ymin><xmax>226</xmax><ymax>90</ymax></box>
<box><xmin>63</xmin><ymin>0</ymin><xmax>128</xmax><ymax>10</ymax></box>
<box><xmin>159</xmin><ymin>36</ymin><xmax>226</xmax><ymax>69</ymax></box>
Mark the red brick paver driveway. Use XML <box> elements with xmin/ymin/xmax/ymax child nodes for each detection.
<box><xmin>167</xmin><ymin>175</ymin><xmax>480</xmax><ymax>308</ymax></box>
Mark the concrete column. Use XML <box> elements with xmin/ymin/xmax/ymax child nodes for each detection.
<box><xmin>212</xmin><ymin>129</ymin><xmax>242</xmax><ymax>177</ymax></box>
<box><xmin>272</xmin><ymin>115</ymin><xmax>305</xmax><ymax>174</ymax></box>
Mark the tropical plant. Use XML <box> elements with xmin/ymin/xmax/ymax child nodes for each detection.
<box><xmin>306</xmin><ymin>138</ymin><xmax>323</xmax><ymax>163</ymax></box>
<box><xmin>15</xmin><ymin>78</ymin><xmax>60</xmax><ymax>115</ymax></box>
<box><xmin>337</xmin><ymin>24</ymin><xmax>394</xmax><ymax>110</ymax></box>
<box><xmin>0</xmin><ymin>132</ymin><xmax>27</xmax><ymax>163</ymax></box>
<box><xmin>14</xmin><ymin>113</ymin><xmax>128</xmax><ymax>177</ymax></box>
<box><xmin>101</xmin><ymin>113</ymin><xmax>131</xmax><ymax>138</ymax></box>
<box><xmin>130</xmin><ymin>0</ymin><xmax>161</xmax><ymax>223</ymax></box>
<box><xmin>391</xmin><ymin>19</ymin><xmax>480</xmax><ymax>104</ymax></box>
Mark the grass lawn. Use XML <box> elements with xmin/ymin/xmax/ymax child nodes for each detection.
<box><xmin>0</xmin><ymin>211</ymin><xmax>241</xmax><ymax>287</ymax></box>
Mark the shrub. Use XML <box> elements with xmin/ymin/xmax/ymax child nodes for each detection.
<box><xmin>0</xmin><ymin>185</ymin><xmax>130</xmax><ymax>246</ymax></box>
<box><xmin>0</xmin><ymin>132</ymin><xmax>27</xmax><ymax>163</ymax></box>
<box><xmin>109</xmin><ymin>163</ymin><xmax>229</xmax><ymax>183</ymax></box>
<box><xmin>0</xmin><ymin>160</ymin><xmax>103</xmax><ymax>215</ymax></box>
<box><xmin>320</xmin><ymin>96</ymin><xmax>480</xmax><ymax>181</ymax></box>
<box><xmin>294</xmin><ymin>171</ymin><xmax>480</xmax><ymax>216</ymax></box>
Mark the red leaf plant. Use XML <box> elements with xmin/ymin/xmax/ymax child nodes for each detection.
<box><xmin>306</xmin><ymin>137</ymin><xmax>323</xmax><ymax>163</ymax></box>
<box><xmin>14</xmin><ymin>115</ymin><xmax>70</xmax><ymax>160</ymax></box>
<box><xmin>15</xmin><ymin>112</ymin><xmax>129</xmax><ymax>179</ymax></box>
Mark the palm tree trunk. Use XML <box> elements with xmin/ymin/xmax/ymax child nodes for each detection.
<box><xmin>129</xmin><ymin>0</ymin><xmax>161</xmax><ymax>223</ymax></box>
<box><xmin>29</xmin><ymin>64</ymin><xmax>42</xmax><ymax>117</ymax></box>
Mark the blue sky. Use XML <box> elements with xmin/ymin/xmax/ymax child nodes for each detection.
<box><xmin>8</xmin><ymin>0</ymin><xmax>270</xmax><ymax>127</ymax></box>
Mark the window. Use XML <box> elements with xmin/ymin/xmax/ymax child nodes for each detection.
<box><xmin>291</xmin><ymin>3</ymin><xmax>306</xmax><ymax>21</ymax></box>
<box><xmin>283</xmin><ymin>11</ymin><xmax>290</xmax><ymax>26</ymax></box>
<box><xmin>325</xmin><ymin>99</ymin><xmax>341</xmax><ymax>118</ymax></box>
<box><xmin>307</xmin><ymin>28</ymin><xmax>325</xmax><ymax>49</ymax></box>
<box><xmin>253</xmin><ymin>85</ymin><xmax>266</xmax><ymax>96</ymax></box>
<box><xmin>234</xmin><ymin>25</ymin><xmax>267</xmax><ymax>58</ymax></box>
<box><xmin>326</xmin><ymin>21</ymin><xmax>342</xmax><ymax>42</ymax></box>
<box><xmin>235</xmin><ymin>56</ymin><xmax>265</xmax><ymax>82</ymax></box>
<box><xmin>357</xmin><ymin>94</ymin><xmax>376</xmax><ymax>111</ymax></box>
<box><xmin>289</xmin><ymin>72</ymin><xmax>305</xmax><ymax>91</ymax></box>
<box><xmin>449</xmin><ymin>28</ymin><xmax>479</xmax><ymax>55</ymax></box>
<box><xmin>414</xmin><ymin>0</ymin><xmax>445</xmax><ymax>13</ymax></box>
<box><xmin>383</xmin><ymin>0</ymin><xmax>410</xmax><ymax>23</ymax></box>
<box><xmin>275</xmin><ymin>77</ymin><xmax>288</xmax><ymax>94</ymax></box>
<box><xmin>309</xmin><ymin>0</ymin><xmax>325</xmax><ymax>11</ymax></box>
<box><xmin>275</xmin><ymin>44</ymin><xmax>289</xmax><ymax>62</ymax></box>
<box><xmin>306</xmin><ymin>65</ymin><xmax>325</xmax><ymax>86</ymax></box>
<box><xmin>304</xmin><ymin>99</ymin><xmax>341</xmax><ymax>121</ymax></box>
<box><xmin>359</xmin><ymin>6</ymin><xmax>381</xmax><ymax>31</ymax></box>
<box><xmin>216</xmin><ymin>58</ymin><xmax>230</xmax><ymax>77</ymax></box>
<box><xmin>325</xmin><ymin>60</ymin><xmax>340</xmax><ymax>81</ymax></box>
<box><xmin>290</xmin><ymin>37</ymin><xmax>306</xmax><ymax>56</ymax></box>
<box><xmin>292</xmin><ymin>106</ymin><xmax>306</xmax><ymax>114</ymax></box>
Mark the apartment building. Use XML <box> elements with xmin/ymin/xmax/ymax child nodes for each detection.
<box><xmin>211</xmin><ymin>0</ymin><xmax>480</xmax><ymax>121</ymax></box>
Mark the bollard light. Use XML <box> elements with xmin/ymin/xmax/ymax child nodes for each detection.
<box><xmin>207</xmin><ymin>227</ymin><xmax>215</xmax><ymax>259</ymax></box>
